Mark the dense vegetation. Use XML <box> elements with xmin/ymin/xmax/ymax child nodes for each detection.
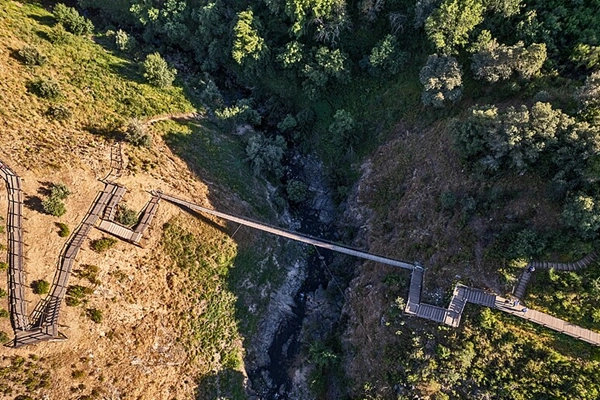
<box><xmin>7</xmin><ymin>0</ymin><xmax>600</xmax><ymax>398</ymax></box>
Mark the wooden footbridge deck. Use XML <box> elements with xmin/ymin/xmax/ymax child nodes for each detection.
<box><xmin>2</xmin><ymin>144</ymin><xmax>600</xmax><ymax>347</ymax></box>
<box><xmin>158</xmin><ymin>192</ymin><xmax>415</xmax><ymax>270</ymax></box>
<box><xmin>0</xmin><ymin>162</ymin><xmax>29</xmax><ymax>332</ymax></box>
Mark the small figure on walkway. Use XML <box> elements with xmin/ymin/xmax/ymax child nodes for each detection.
<box><xmin>513</xmin><ymin>299</ymin><xmax>520</xmax><ymax>307</ymax></box>
<box><xmin>527</xmin><ymin>265</ymin><xmax>536</xmax><ymax>273</ymax></box>
<box><xmin>522</xmin><ymin>307</ymin><xmax>528</xmax><ymax>314</ymax></box>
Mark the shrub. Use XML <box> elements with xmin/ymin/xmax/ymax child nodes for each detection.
<box><xmin>245</xmin><ymin>134</ymin><xmax>286</xmax><ymax>178</ymax></box>
<box><xmin>439</xmin><ymin>191</ymin><xmax>457</xmax><ymax>211</ymax></box>
<box><xmin>17</xmin><ymin>45</ymin><xmax>47</xmax><ymax>66</ymax></box>
<box><xmin>46</xmin><ymin>105</ymin><xmax>72</xmax><ymax>121</ymax></box>
<box><xmin>71</xmin><ymin>370</ymin><xmax>86</xmax><ymax>379</ymax></box>
<box><xmin>66</xmin><ymin>285</ymin><xmax>93</xmax><ymax>306</ymax></box>
<box><xmin>365</xmin><ymin>34</ymin><xmax>407</xmax><ymax>76</ymax></box>
<box><xmin>57</xmin><ymin>222</ymin><xmax>70</xmax><ymax>237</ymax></box>
<box><xmin>125</xmin><ymin>118</ymin><xmax>152</xmax><ymax>148</ymax></box>
<box><xmin>28</xmin><ymin>78</ymin><xmax>62</xmax><ymax>99</ymax></box>
<box><xmin>87</xmin><ymin>308</ymin><xmax>103</xmax><ymax>323</ymax></box>
<box><xmin>47</xmin><ymin>24</ymin><xmax>71</xmax><ymax>44</ymax></box>
<box><xmin>419</xmin><ymin>54</ymin><xmax>462</xmax><ymax>107</ymax></box>
<box><xmin>114</xmin><ymin>29</ymin><xmax>136</xmax><ymax>52</ymax></box>
<box><xmin>115</xmin><ymin>204</ymin><xmax>138</xmax><ymax>226</ymax></box>
<box><xmin>31</xmin><ymin>280</ymin><xmax>50</xmax><ymax>295</ymax></box>
<box><xmin>53</xmin><ymin>3</ymin><xmax>94</xmax><ymax>35</ymax></box>
<box><xmin>76</xmin><ymin>264</ymin><xmax>101</xmax><ymax>285</ymax></box>
<box><xmin>0</xmin><ymin>331</ymin><xmax>8</xmax><ymax>343</ymax></box>
<box><xmin>51</xmin><ymin>183</ymin><xmax>71</xmax><ymax>200</ymax></box>
<box><xmin>286</xmin><ymin>180</ymin><xmax>308</xmax><ymax>203</ymax></box>
<box><xmin>142</xmin><ymin>52</ymin><xmax>176</xmax><ymax>88</ymax></box>
<box><xmin>0</xmin><ymin>309</ymin><xmax>8</xmax><ymax>318</ymax></box>
<box><xmin>0</xmin><ymin>288</ymin><xmax>7</xmax><ymax>298</ymax></box>
<box><xmin>0</xmin><ymin>262</ymin><xmax>7</xmax><ymax>271</ymax></box>
<box><xmin>42</xmin><ymin>196</ymin><xmax>66</xmax><ymax>217</ymax></box>
<box><xmin>91</xmin><ymin>237</ymin><xmax>117</xmax><ymax>253</ymax></box>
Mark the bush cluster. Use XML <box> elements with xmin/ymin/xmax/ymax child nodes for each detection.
<box><xmin>53</xmin><ymin>3</ymin><xmax>94</xmax><ymax>36</ymax></box>
<box><xmin>27</xmin><ymin>78</ymin><xmax>62</xmax><ymax>99</ymax></box>
<box><xmin>115</xmin><ymin>204</ymin><xmax>138</xmax><ymax>226</ymax></box>
<box><xmin>31</xmin><ymin>280</ymin><xmax>50</xmax><ymax>295</ymax></box>
<box><xmin>65</xmin><ymin>285</ymin><xmax>92</xmax><ymax>306</ymax></box>
<box><xmin>17</xmin><ymin>45</ymin><xmax>47</xmax><ymax>66</ymax></box>
<box><xmin>142</xmin><ymin>52</ymin><xmax>176</xmax><ymax>88</ymax></box>
<box><xmin>42</xmin><ymin>183</ymin><xmax>70</xmax><ymax>217</ymax></box>
<box><xmin>46</xmin><ymin>105</ymin><xmax>72</xmax><ymax>121</ymax></box>
<box><xmin>91</xmin><ymin>237</ymin><xmax>117</xmax><ymax>253</ymax></box>
<box><xmin>75</xmin><ymin>264</ymin><xmax>101</xmax><ymax>286</ymax></box>
<box><xmin>124</xmin><ymin>118</ymin><xmax>152</xmax><ymax>148</ymax></box>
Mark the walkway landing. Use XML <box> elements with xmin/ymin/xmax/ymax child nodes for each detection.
<box><xmin>405</xmin><ymin>268</ymin><xmax>600</xmax><ymax>346</ymax></box>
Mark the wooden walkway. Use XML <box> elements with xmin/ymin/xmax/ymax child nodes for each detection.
<box><xmin>513</xmin><ymin>252</ymin><xmax>599</xmax><ymax>299</ymax></box>
<box><xmin>96</xmin><ymin>191</ymin><xmax>161</xmax><ymax>245</ymax></box>
<box><xmin>2</xmin><ymin>143</ymin><xmax>600</xmax><ymax>348</ymax></box>
<box><xmin>495</xmin><ymin>296</ymin><xmax>600</xmax><ymax>346</ymax></box>
<box><xmin>19</xmin><ymin>183</ymin><xmax>118</xmax><ymax>346</ymax></box>
<box><xmin>0</xmin><ymin>162</ymin><xmax>29</xmax><ymax>332</ymax></box>
<box><xmin>405</xmin><ymin>268</ymin><xmax>600</xmax><ymax>345</ymax></box>
<box><xmin>103</xmin><ymin>185</ymin><xmax>126</xmax><ymax>220</ymax></box>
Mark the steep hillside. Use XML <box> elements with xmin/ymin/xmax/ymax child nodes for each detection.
<box><xmin>0</xmin><ymin>2</ymin><xmax>274</xmax><ymax>398</ymax></box>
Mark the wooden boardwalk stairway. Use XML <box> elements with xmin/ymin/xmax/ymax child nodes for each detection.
<box><xmin>2</xmin><ymin>144</ymin><xmax>600</xmax><ymax>347</ymax></box>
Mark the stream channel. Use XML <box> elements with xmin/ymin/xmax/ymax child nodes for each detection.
<box><xmin>246</xmin><ymin>151</ymin><xmax>344</xmax><ymax>399</ymax></box>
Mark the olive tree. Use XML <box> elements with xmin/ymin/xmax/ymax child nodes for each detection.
<box><xmin>576</xmin><ymin>71</ymin><xmax>600</xmax><ymax>110</ymax></box>
<box><xmin>425</xmin><ymin>0</ymin><xmax>484</xmax><ymax>54</ymax></box>
<box><xmin>142</xmin><ymin>53</ymin><xmax>177</xmax><ymax>88</ymax></box>
<box><xmin>419</xmin><ymin>54</ymin><xmax>463</xmax><ymax>107</ymax></box>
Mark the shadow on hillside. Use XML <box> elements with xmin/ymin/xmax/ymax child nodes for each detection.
<box><xmin>195</xmin><ymin>368</ymin><xmax>246</xmax><ymax>400</ymax></box>
<box><xmin>110</xmin><ymin>59</ymin><xmax>145</xmax><ymax>85</ymax></box>
<box><xmin>85</xmin><ymin>125</ymin><xmax>122</xmax><ymax>141</ymax></box>
<box><xmin>28</xmin><ymin>13</ymin><xmax>55</xmax><ymax>27</ymax></box>
<box><xmin>24</xmin><ymin>195</ymin><xmax>44</xmax><ymax>213</ymax></box>
<box><xmin>36</xmin><ymin>181</ymin><xmax>54</xmax><ymax>197</ymax></box>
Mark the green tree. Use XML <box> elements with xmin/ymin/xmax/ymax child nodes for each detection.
<box><xmin>563</xmin><ymin>194</ymin><xmax>600</xmax><ymax>239</ymax></box>
<box><xmin>302</xmin><ymin>47</ymin><xmax>349</xmax><ymax>99</ymax></box>
<box><xmin>53</xmin><ymin>3</ymin><xmax>94</xmax><ymax>35</ymax></box>
<box><xmin>277</xmin><ymin>41</ymin><xmax>304</xmax><ymax>69</ymax></box>
<box><xmin>231</xmin><ymin>10</ymin><xmax>267</xmax><ymax>65</ymax></box>
<box><xmin>245</xmin><ymin>134</ymin><xmax>286</xmax><ymax>178</ymax></box>
<box><xmin>115</xmin><ymin>29</ymin><xmax>136</xmax><ymax>52</ymax></box>
<box><xmin>576</xmin><ymin>71</ymin><xmax>600</xmax><ymax>110</ymax></box>
<box><xmin>472</xmin><ymin>40</ymin><xmax>546</xmax><ymax>83</ymax></box>
<box><xmin>419</xmin><ymin>54</ymin><xmax>463</xmax><ymax>107</ymax></box>
<box><xmin>365</xmin><ymin>34</ymin><xmax>407</xmax><ymax>76</ymax></box>
<box><xmin>142</xmin><ymin>52</ymin><xmax>177</xmax><ymax>88</ymax></box>
<box><xmin>425</xmin><ymin>0</ymin><xmax>484</xmax><ymax>54</ymax></box>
